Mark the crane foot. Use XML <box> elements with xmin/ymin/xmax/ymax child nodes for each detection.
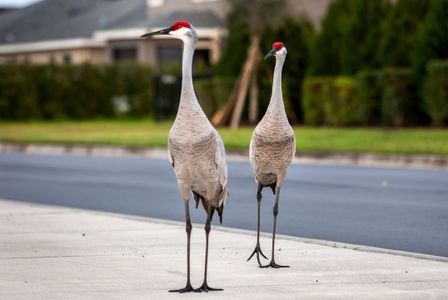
<box><xmin>169</xmin><ymin>282</ymin><xmax>195</xmax><ymax>293</ymax></box>
<box><xmin>194</xmin><ymin>282</ymin><xmax>223</xmax><ymax>293</ymax></box>
<box><xmin>260</xmin><ymin>260</ymin><xmax>289</xmax><ymax>269</ymax></box>
<box><xmin>247</xmin><ymin>245</ymin><xmax>268</xmax><ymax>266</ymax></box>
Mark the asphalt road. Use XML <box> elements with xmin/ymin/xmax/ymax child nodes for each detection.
<box><xmin>0</xmin><ymin>153</ymin><xmax>447</xmax><ymax>257</ymax></box>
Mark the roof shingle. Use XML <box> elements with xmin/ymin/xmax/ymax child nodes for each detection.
<box><xmin>0</xmin><ymin>0</ymin><xmax>224</xmax><ymax>45</ymax></box>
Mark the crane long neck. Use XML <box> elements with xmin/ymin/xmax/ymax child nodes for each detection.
<box><xmin>266</xmin><ymin>55</ymin><xmax>286</xmax><ymax>116</ymax></box>
<box><xmin>179</xmin><ymin>39</ymin><xmax>199</xmax><ymax>110</ymax></box>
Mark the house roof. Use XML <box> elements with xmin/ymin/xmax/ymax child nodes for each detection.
<box><xmin>150</xmin><ymin>11</ymin><xmax>224</xmax><ymax>28</ymax></box>
<box><xmin>0</xmin><ymin>0</ymin><xmax>224</xmax><ymax>46</ymax></box>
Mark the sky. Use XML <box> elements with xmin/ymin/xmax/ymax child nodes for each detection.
<box><xmin>0</xmin><ymin>0</ymin><xmax>41</xmax><ymax>8</ymax></box>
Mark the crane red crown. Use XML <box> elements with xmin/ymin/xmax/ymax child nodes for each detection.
<box><xmin>273</xmin><ymin>42</ymin><xmax>285</xmax><ymax>50</ymax></box>
<box><xmin>171</xmin><ymin>20</ymin><xmax>191</xmax><ymax>30</ymax></box>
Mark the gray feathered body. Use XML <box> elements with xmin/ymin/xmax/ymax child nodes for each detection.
<box><xmin>249</xmin><ymin>52</ymin><xmax>295</xmax><ymax>189</ymax></box>
<box><xmin>250</xmin><ymin>109</ymin><xmax>295</xmax><ymax>188</ymax></box>
<box><xmin>169</xmin><ymin>114</ymin><xmax>228</xmax><ymax>221</ymax></box>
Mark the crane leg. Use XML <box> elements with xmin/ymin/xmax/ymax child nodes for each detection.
<box><xmin>247</xmin><ymin>183</ymin><xmax>268</xmax><ymax>266</ymax></box>
<box><xmin>194</xmin><ymin>205</ymin><xmax>223</xmax><ymax>292</ymax></box>
<box><xmin>169</xmin><ymin>200</ymin><xmax>194</xmax><ymax>293</ymax></box>
<box><xmin>261</xmin><ymin>187</ymin><xmax>289</xmax><ymax>268</ymax></box>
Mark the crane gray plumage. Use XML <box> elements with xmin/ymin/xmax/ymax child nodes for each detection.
<box><xmin>247</xmin><ymin>43</ymin><xmax>295</xmax><ymax>268</ymax></box>
<box><xmin>168</xmin><ymin>68</ymin><xmax>228</xmax><ymax>223</ymax></box>
<box><xmin>141</xmin><ymin>21</ymin><xmax>227</xmax><ymax>293</ymax></box>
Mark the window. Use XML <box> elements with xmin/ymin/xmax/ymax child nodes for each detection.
<box><xmin>194</xmin><ymin>49</ymin><xmax>211</xmax><ymax>68</ymax></box>
<box><xmin>112</xmin><ymin>47</ymin><xmax>137</xmax><ymax>62</ymax></box>
<box><xmin>63</xmin><ymin>54</ymin><xmax>71</xmax><ymax>65</ymax></box>
<box><xmin>157</xmin><ymin>46</ymin><xmax>182</xmax><ymax>73</ymax></box>
<box><xmin>157</xmin><ymin>46</ymin><xmax>182</xmax><ymax>64</ymax></box>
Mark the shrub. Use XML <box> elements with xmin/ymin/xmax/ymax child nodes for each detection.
<box><xmin>0</xmin><ymin>63</ymin><xmax>153</xmax><ymax>120</ymax></box>
<box><xmin>413</xmin><ymin>0</ymin><xmax>448</xmax><ymax>83</ymax></box>
<box><xmin>0</xmin><ymin>65</ymin><xmax>40</xmax><ymax>119</ymax></box>
<box><xmin>356</xmin><ymin>70</ymin><xmax>382</xmax><ymax>125</ymax></box>
<box><xmin>303</xmin><ymin>78</ymin><xmax>327</xmax><ymax>125</ymax></box>
<box><xmin>380</xmin><ymin>68</ymin><xmax>415</xmax><ymax>126</ymax></box>
<box><xmin>303</xmin><ymin>77</ymin><xmax>359</xmax><ymax>126</ymax></box>
<box><xmin>424</xmin><ymin>60</ymin><xmax>448</xmax><ymax>125</ymax></box>
<box><xmin>304</xmin><ymin>70</ymin><xmax>417</xmax><ymax>127</ymax></box>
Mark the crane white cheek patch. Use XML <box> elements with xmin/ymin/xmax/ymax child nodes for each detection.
<box><xmin>169</xmin><ymin>27</ymin><xmax>190</xmax><ymax>39</ymax></box>
<box><xmin>276</xmin><ymin>47</ymin><xmax>288</xmax><ymax>57</ymax></box>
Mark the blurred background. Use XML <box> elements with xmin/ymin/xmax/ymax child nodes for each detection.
<box><xmin>0</xmin><ymin>0</ymin><xmax>447</xmax><ymax>130</ymax></box>
<box><xmin>0</xmin><ymin>0</ymin><xmax>447</xmax><ymax>156</ymax></box>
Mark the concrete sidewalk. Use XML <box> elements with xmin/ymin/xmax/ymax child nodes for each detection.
<box><xmin>0</xmin><ymin>199</ymin><xmax>447</xmax><ymax>299</ymax></box>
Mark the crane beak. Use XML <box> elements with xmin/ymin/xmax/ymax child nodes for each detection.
<box><xmin>264</xmin><ymin>48</ymin><xmax>276</xmax><ymax>59</ymax></box>
<box><xmin>141</xmin><ymin>27</ymin><xmax>171</xmax><ymax>38</ymax></box>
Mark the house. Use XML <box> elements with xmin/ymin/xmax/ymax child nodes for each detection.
<box><xmin>0</xmin><ymin>0</ymin><xmax>228</xmax><ymax>70</ymax></box>
<box><xmin>0</xmin><ymin>0</ymin><xmax>331</xmax><ymax>69</ymax></box>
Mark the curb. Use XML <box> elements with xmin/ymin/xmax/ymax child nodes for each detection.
<box><xmin>0</xmin><ymin>142</ymin><xmax>447</xmax><ymax>169</ymax></box>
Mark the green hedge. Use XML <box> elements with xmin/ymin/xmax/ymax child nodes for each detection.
<box><xmin>380</xmin><ymin>68</ymin><xmax>415</xmax><ymax>126</ymax></box>
<box><xmin>304</xmin><ymin>68</ymin><xmax>417</xmax><ymax>126</ymax></box>
<box><xmin>0</xmin><ymin>64</ymin><xmax>153</xmax><ymax>120</ymax></box>
<box><xmin>424</xmin><ymin>60</ymin><xmax>448</xmax><ymax>126</ymax></box>
<box><xmin>303</xmin><ymin>77</ymin><xmax>359</xmax><ymax>126</ymax></box>
<box><xmin>356</xmin><ymin>70</ymin><xmax>382</xmax><ymax>125</ymax></box>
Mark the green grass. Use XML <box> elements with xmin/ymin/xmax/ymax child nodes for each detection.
<box><xmin>1</xmin><ymin>119</ymin><xmax>447</xmax><ymax>156</ymax></box>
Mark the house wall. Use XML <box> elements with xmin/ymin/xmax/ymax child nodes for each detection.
<box><xmin>106</xmin><ymin>37</ymin><xmax>221</xmax><ymax>69</ymax></box>
<box><xmin>0</xmin><ymin>48</ymin><xmax>107</xmax><ymax>65</ymax></box>
<box><xmin>0</xmin><ymin>22</ymin><xmax>224</xmax><ymax>69</ymax></box>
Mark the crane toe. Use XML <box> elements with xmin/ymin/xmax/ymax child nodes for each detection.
<box><xmin>247</xmin><ymin>245</ymin><xmax>268</xmax><ymax>266</ymax></box>
<box><xmin>260</xmin><ymin>260</ymin><xmax>290</xmax><ymax>269</ymax></box>
<box><xmin>194</xmin><ymin>283</ymin><xmax>223</xmax><ymax>293</ymax></box>
<box><xmin>169</xmin><ymin>282</ymin><xmax>195</xmax><ymax>293</ymax></box>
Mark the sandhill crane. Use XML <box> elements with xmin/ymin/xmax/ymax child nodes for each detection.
<box><xmin>141</xmin><ymin>21</ymin><xmax>228</xmax><ymax>292</ymax></box>
<box><xmin>247</xmin><ymin>42</ymin><xmax>295</xmax><ymax>268</ymax></box>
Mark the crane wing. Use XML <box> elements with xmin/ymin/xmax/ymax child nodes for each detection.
<box><xmin>214</xmin><ymin>130</ymin><xmax>228</xmax><ymax>208</ymax></box>
<box><xmin>167</xmin><ymin>139</ymin><xmax>174</xmax><ymax>168</ymax></box>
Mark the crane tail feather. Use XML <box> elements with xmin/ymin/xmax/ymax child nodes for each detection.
<box><xmin>192</xmin><ymin>191</ymin><xmax>201</xmax><ymax>209</ymax></box>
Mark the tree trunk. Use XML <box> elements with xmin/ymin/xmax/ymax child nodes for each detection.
<box><xmin>248</xmin><ymin>71</ymin><xmax>259</xmax><ymax>123</ymax></box>
<box><xmin>230</xmin><ymin>34</ymin><xmax>260</xmax><ymax>129</ymax></box>
<box><xmin>211</xmin><ymin>77</ymin><xmax>241</xmax><ymax>126</ymax></box>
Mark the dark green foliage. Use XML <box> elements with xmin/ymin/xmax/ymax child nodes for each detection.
<box><xmin>423</xmin><ymin>60</ymin><xmax>448</xmax><ymax>125</ymax></box>
<box><xmin>302</xmin><ymin>78</ymin><xmax>326</xmax><ymax>125</ymax></box>
<box><xmin>302</xmin><ymin>77</ymin><xmax>359</xmax><ymax>126</ymax></box>
<box><xmin>356</xmin><ymin>70</ymin><xmax>382</xmax><ymax>125</ymax></box>
<box><xmin>414</xmin><ymin>0</ymin><xmax>448</xmax><ymax>83</ymax></box>
<box><xmin>380</xmin><ymin>68</ymin><xmax>415</xmax><ymax>126</ymax></box>
<box><xmin>194</xmin><ymin>77</ymin><xmax>236</xmax><ymax>118</ymax></box>
<box><xmin>0</xmin><ymin>64</ymin><xmax>153</xmax><ymax>120</ymax></box>
<box><xmin>310</xmin><ymin>0</ymin><xmax>390</xmax><ymax>76</ymax></box>
<box><xmin>118</xmin><ymin>64</ymin><xmax>153</xmax><ymax>117</ymax></box>
<box><xmin>378</xmin><ymin>0</ymin><xmax>432</xmax><ymax>68</ymax></box>
<box><xmin>0</xmin><ymin>65</ymin><xmax>40</xmax><ymax>119</ymax></box>
<box><xmin>216</xmin><ymin>7</ymin><xmax>250</xmax><ymax>77</ymax></box>
<box><xmin>303</xmin><ymin>69</ymin><xmax>419</xmax><ymax>127</ymax></box>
